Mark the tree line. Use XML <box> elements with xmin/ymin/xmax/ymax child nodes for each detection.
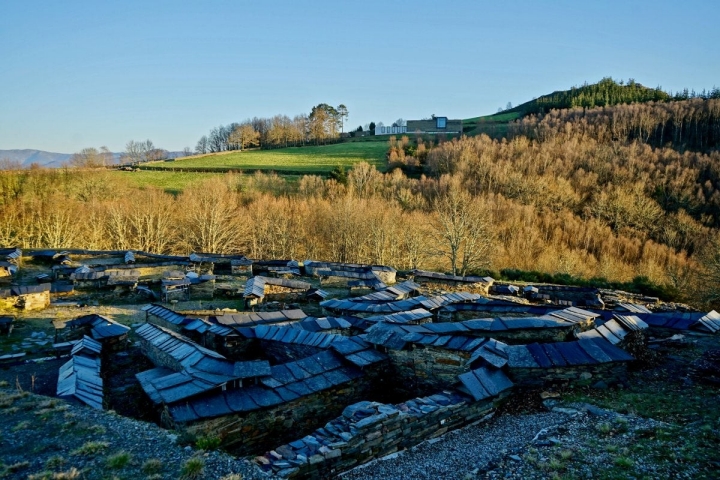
<box><xmin>505</xmin><ymin>77</ymin><xmax>719</xmax><ymax>117</ymax></box>
<box><xmin>194</xmin><ymin>104</ymin><xmax>350</xmax><ymax>154</ymax></box>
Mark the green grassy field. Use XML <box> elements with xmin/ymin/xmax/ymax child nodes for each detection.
<box><xmin>146</xmin><ymin>141</ymin><xmax>388</xmax><ymax>173</ymax></box>
<box><xmin>109</xmin><ymin>170</ymin><xmax>224</xmax><ymax>194</ymax></box>
<box><xmin>464</xmin><ymin>111</ymin><xmax>522</xmax><ymax>124</ymax></box>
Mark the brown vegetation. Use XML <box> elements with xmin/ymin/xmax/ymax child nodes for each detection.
<box><xmin>2</xmin><ymin>99</ymin><xmax>720</xmax><ymax>306</ymax></box>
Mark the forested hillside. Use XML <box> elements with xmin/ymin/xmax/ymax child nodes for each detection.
<box><xmin>2</xmin><ymin>97</ymin><xmax>720</xmax><ymax>306</ymax></box>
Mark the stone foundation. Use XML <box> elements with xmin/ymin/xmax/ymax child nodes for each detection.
<box><xmin>178</xmin><ymin>376</ymin><xmax>375</xmax><ymax>456</ymax></box>
<box><xmin>256</xmin><ymin>390</ymin><xmax>505</xmax><ymax>478</ymax></box>
<box><xmin>509</xmin><ymin>363</ymin><xmax>628</xmax><ymax>388</ymax></box>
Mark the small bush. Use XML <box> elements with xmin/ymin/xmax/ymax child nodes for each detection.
<box><xmin>614</xmin><ymin>456</ymin><xmax>634</xmax><ymax>468</ymax></box>
<box><xmin>181</xmin><ymin>457</ymin><xmax>205</xmax><ymax>479</ymax></box>
<box><xmin>142</xmin><ymin>458</ymin><xmax>163</xmax><ymax>474</ymax></box>
<box><xmin>196</xmin><ymin>435</ymin><xmax>221</xmax><ymax>450</ymax></box>
<box><xmin>596</xmin><ymin>422</ymin><xmax>612</xmax><ymax>434</ymax></box>
<box><xmin>106</xmin><ymin>451</ymin><xmax>131</xmax><ymax>469</ymax></box>
<box><xmin>45</xmin><ymin>456</ymin><xmax>66</xmax><ymax>469</ymax></box>
<box><xmin>12</xmin><ymin>420</ymin><xmax>31</xmax><ymax>432</ymax></box>
<box><xmin>71</xmin><ymin>441</ymin><xmax>109</xmax><ymax>456</ymax></box>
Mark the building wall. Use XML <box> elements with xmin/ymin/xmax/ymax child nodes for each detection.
<box><xmin>180</xmin><ymin>376</ymin><xmax>376</xmax><ymax>456</ymax></box>
<box><xmin>146</xmin><ymin>316</ymin><xmax>184</xmax><ymax>334</ymax></box>
<box><xmin>386</xmin><ymin>346</ymin><xmax>471</xmax><ymax>398</ymax></box>
<box><xmin>375</xmin><ymin>125</ymin><xmax>407</xmax><ymax>136</ymax></box>
<box><xmin>509</xmin><ymin>363</ymin><xmax>628</xmax><ymax>388</ymax></box>
<box><xmin>0</xmin><ymin>291</ymin><xmax>51</xmax><ymax>311</ymax></box>
<box><xmin>406</xmin><ymin>119</ymin><xmax>463</xmax><ymax>134</ymax></box>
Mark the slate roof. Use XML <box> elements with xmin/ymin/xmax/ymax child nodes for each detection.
<box><xmin>639</xmin><ymin>311</ymin><xmax>711</xmax><ymax>331</ymax></box>
<box><xmin>57</xmin><ymin>347</ymin><xmax>103</xmax><ymax>410</ymax></box>
<box><xmin>0</xmin><ymin>283</ymin><xmax>50</xmax><ymax>298</ymax></box>
<box><xmin>577</xmin><ymin>314</ymin><xmax>649</xmax><ymax>345</ymax></box>
<box><xmin>321</xmin><ymin>293</ymin><xmax>481</xmax><ymax>314</ymax></box>
<box><xmin>693</xmin><ymin>310</ymin><xmax>720</xmax><ymax>333</ymax></box>
<box><xmin>352</xmin><ymin>280</ymin><xmax>422</xmax><ymax>303</ymax></box>
<box><xmin>457</xmin><ymin>365</ymin><xmax>514</xmax><ymax>401</ymax></box>
<box><xmin>66</xmin><ymin>314</ymin><xmax>131</xmax><ymax>341</ymax></box>
<box><xmin>304</xmin><ymin>260</ymin><xmax>396</xmax><ymax>275</ymax></box>
<box><xmin>545</xmin><ymin>307</ymin><xmax>600</xmax><ymax>324</ymax></box>
<box><xmin>142</xmin><ymin>304</ymin><xmax>189</xmax><ymax>327</ymax></box>
<box><xmin>347</xmin><ymin>278</ymin><xmax>388</xmax><ymax>290</ymax></box>
<box><xmin>243</xmin><ymin>276</ymin><xmax>311</xmax><ymax>299</ymax></box>
<box><xmin>166</xmin><ymin>350</ymin><xmax>366</xmax><ymax>423</ymax></box>
<box><xmin>71</xmin><ymin>335</ymin><xmax>103</xmax><ymax>357</ymax></box>
<box><xmin>182</xmin><ymin>318</ymin><xmax>235</xmax><ymax>337</ymax></box>
<box><xmin>616</xmin><ymin>303</ymin><xmax>653</xmax><ymax>314</ymax></box>
<box><xmin>493</xmin><ymin>285</ymin><xmax>520</xmax><ymax>295</ymax></box>
<box><xmin>411</xmin><ymin>270</ymin><xmax>494</xmax><ymax>285</ymax></box>
<box><xmin>254</xmin><ymin>325</ymin><xmax>344</xmax><ymax>349</ymax></box>
<box><xmin>305</xmin><ymin>288</ymin><xmax>330</xmax><ymax>300</ymax></box>
<box><xmin>214</xmin><ymin>309</ymin><xmax>307</xmax><ymax>328</ymax></box>
<box><xmin>505</xmin><ymin>338</ymin><xmax>634</xmax><ymax>369</ymax></box>
<box><xmin>136</xmin><ymin>323</ymin><xmax>273</xmax><ymax>404</ymax></box>
<box><xmin>288</xmin><ymin>316</ymin><xmax>354</xmax><ymax>333</ymax></box>
<box><xmin>461</xmin><ymin>315</ymin><xmax>575</xmax><ymax>332</ymax></box>
<box><xmin>363</xmin><ymin>308</ymin><xmax>433</xmax><ymax>325</ymax></box>
<box><xmin>0</xmin><ymin>247</ymin><xmax>21</xmax><ymax>262</ymax></box>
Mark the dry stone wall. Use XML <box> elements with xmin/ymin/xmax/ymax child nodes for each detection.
<box><xmin>256</xmin><ymin>390</ymin><xmax>505</xmax><ymax>479</ymax></box>
<box><xmin>181</xmin><ymin>376</ymin><xmax>375</xmax><ymax>456</ymax></box>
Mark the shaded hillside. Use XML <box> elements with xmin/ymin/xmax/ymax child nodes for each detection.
<box><xmin>510</xmin><ymin>77</ymin><xmax>671</xmax><ymax>117</ymax></box>
<box><xmin>464</xmin><ymin>78</ymin><xmax>681</xmax><ymax>137</ymax></box>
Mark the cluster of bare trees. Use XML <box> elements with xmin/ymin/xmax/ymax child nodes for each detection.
<box><xmin>510</xmin><ymin>98</ymin><xmax>720</xmax><ymax>153</ymax></box>
<box><xmin>194</xmin><ymin>104</ymin><xmax>349</xmax><ymax>154</ymax></box>
<box><xmin>0</xmin><ymin>162</ymin><xmax>700</xmax><ymax>297</ymax></box>
<box><xmin>122</xmin><ymin>139</ymin><xmax>167</xmax><ymax>164</ymax></box>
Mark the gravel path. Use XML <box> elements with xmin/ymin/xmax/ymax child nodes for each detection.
<box><xmin>340</xmin><ymin>411</ymin><xmax>570</xmax><ymax>480</ymax></box>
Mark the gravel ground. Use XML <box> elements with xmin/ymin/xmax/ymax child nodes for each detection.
<box><xmin>340</xmin><ymin>410</ymin><xmax>571</xmax><ymax>480</ymax></box>
<box><xmin>339</xmin><ymin>401</ymin><xmax>705</xmax><ymax>480</ymax></box>
<box><xmin>0</xmin><ymin>388</ymin><xmax>272</xmax><ymax>480</ymax></box>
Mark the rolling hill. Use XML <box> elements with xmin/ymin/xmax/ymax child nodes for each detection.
<box><xmin>463</xmin><ymin>77</ymin><xmax>671</xmax><ymax>135</ymax></box>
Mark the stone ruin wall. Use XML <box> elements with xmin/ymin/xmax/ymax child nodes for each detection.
<box><xmin>509</xmin><ymin>362</ymin><xmax>628</xmax><ymax>388</ymax></box>
<box><xmin>386</xmin><ymin>346</ymin><xmax>471</xmax><ymax>398</ymax></box>
<box><xmin>258</xmin><ymin>391</ymin><xmax>508</xmax><ymax>478</ymax></box>
<box><xmin>181</xmin><ymin>375</ymin><xmax>376</xmax><ymax>456</ymax></box>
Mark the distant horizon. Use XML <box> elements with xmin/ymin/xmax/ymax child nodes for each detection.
<box><xmin>2</xmin><ymin>0</ymin><xmax>718</xmax><ymax>153</ymax></box>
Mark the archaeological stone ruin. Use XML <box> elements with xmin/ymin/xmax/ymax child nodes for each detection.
<box><xmin>1</xmin><ymin>247</ymin><xmax>719</xmax><ymax>478</ymax></box>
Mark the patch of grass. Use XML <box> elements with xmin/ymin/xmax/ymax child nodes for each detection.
<box><xmin>613</xmin><ymin>456</ymin><xmax>634</xmax><ymax>468</ymax></box>
<box><xmin>146</xmin><ymin>142</ymin><xmax>388</xmax><ymax>174</ymax></box>
<box><xmin>109</xmin><ymin>171</ymin><xmax>222</xmax><ymax>194</ymax></box>
<box><xmin>195</xmin><ymin>434</ymin><xmax>221</xmax><ymax>450</ymax></box>
<box><xmin>106</xmin><ymin>451</ymin><xmax>131</xmax><ymax>469</ymax></box>
<box><xmin>595</xmin><ymin>422</ymin><xmax>612</xmax><ymax>435</ymax></box>
<box><xmin>1</xmin><ymin>461</ymin><xmax>30</xmax><ymax>475</ymax></box>
<box><xmin>219</xmin><ymin>475</ymin><xmax>243</xmax><ymax>480</ymax></box>
<box><xmin>180</xmin><ymin>457</ymin><xmax>205</xmax><ymax>479</ymax></box>
<box><xmin>71</xmin><ymin>440</ymin><xmax>109</xmax><ymax>456</ymax></box>
<box><xmin>141</xmin><ymin>458</ymin><xmax>163</xmax><ymax>474</ymax></box>
<box><xmin>45</xmin><ymin>456</ymin><xmax>66</xmax><ymax>469</ymax></box>
<box><xmin>12</xmin><ymin>419</ymin><xmax>31</xmax><ymax>431</ymax></box>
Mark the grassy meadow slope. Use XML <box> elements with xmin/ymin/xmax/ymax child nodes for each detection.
<box><xmin>144</xmin><ymin>141</ymin><xmax>388</xmax><ymax>174</ymax></box>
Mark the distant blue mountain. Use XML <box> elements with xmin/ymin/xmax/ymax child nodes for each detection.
<box><xmin>0</xmin><ymin>149</ymin><xmax>75</xmax><ymax>168</ymax></box>
<box><xmin>0</xmin><ymin>149</ymin><xmax>184</xmax><ymax>168</ymax></box>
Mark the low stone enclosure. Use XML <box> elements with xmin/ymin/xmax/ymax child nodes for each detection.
<box><xmin>1</xmin><ymin>249</ymin><xmax>718</xmax><ymax>478</ymax></box>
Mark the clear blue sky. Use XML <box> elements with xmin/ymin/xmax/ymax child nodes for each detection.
<box><xmin>1</xmin><ymin>0</ymin><xmax>718</xmax><ymax>153</ymax></box>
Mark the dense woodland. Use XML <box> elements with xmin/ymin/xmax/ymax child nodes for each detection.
<box><xmin>2</xmin><ymin>97</ymin><xmax>720</xmax><ymax>306</ymax></box>
<box><xmin>506</xmin><ymin>77</ymin><xmax>719</xmax><ymax>117</ymax></box>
